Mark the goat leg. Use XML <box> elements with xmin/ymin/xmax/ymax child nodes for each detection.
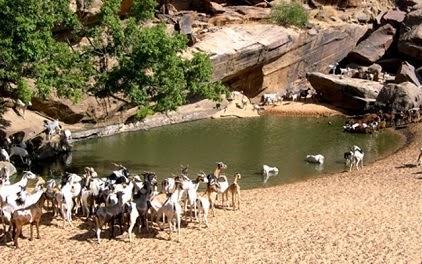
<box><xmin>36</xmin><ymin>220</ymin><xmax>40</xmax><ymax>239</ymax></box>
<box><xmin>14</xmin><ymin>226</ymin><xmax>21</xmax><ymax>248</ymax></box>
<box><xmin>30</xmin><ymin>224</ymin><xmax>33</xmax><ymax>241</ymax></box>
<box><xmin>237</xmin><ymin>193</ymin><xmax>241</xmax><ymax>210</ymax></box>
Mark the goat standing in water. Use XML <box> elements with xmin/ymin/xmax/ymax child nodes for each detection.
<box><xmin>344</xmin><ymin>145</ymin><xmax>364</xmax><ymax>172</ymax></box>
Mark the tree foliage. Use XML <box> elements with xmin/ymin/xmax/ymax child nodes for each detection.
<box><xmin>0</xmin><ymin>0</ymin><xmax>91</xmax><ymax>102</ymax></box>
<box><xmin>0</xmin><ymin>0</ymin><xmax>226</xmax><ymax>118</ymax></box>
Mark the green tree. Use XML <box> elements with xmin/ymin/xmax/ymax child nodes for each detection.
<box><xmin>89</xmin><ymin>0</ymin><xmax>226</xmax><ymax>114</ymax></box>
<box><xmin>0</xmin><ymin>0</ymin><xmax>92</xmax><ymax>102</ymax></box>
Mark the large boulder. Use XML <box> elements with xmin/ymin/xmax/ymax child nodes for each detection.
<box><xmin>349</xmin><ymin>24</ymin><xmax>397</xmax><ymax>64</ymax></box>
<box><xmin>376</xmin><ymin>82</ymin><xmax>422</xmax><ymax>111</ymax></box>
<box><xmin>381</xmin><ymin>9</ymin><xmax>406</xmax><ymax>25</ymax></box>
<box><xmin>397</xmin><ymin>0</ymin><xmax>422</xmax><ymax>11</ymax></box>
<box><xmin>398</xmin><ymin>8</ymin><xmax>422</xmax><ymax>61</ymax></box>
<box><xmin>395</xmin><ymin>61</ymin><xmax>421</xmax><ymax>86</ymax></box>
<box><xmin>0</xmin><ymin>161</ymin><xmax>17</xmax><ymax>177</ymax></box>
<box><xmin>307</xmin><ymin>72</ymin><xmax>383</xmax><ymax>112</ymax></box>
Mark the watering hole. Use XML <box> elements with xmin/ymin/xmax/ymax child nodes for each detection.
<box><xmin>30</xmin><ymin>116</ymin><xmax>404</xmax><ymax>189</ymax></box>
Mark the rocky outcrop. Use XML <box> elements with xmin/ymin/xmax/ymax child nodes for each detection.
<box><xmin>376</xmin><ymin>82</ymin><xmax>422</xmax><ymax>111</ymax></box>
<box><xmin>381</xmin><ymin>9</ymin><xmax>407</xmax><ymax>25</ymax></box>
<box><xmin>349</xmin><ymin>24</ymin><xmax>396</xmax><ymax>64</ymax></box>
<box><xmin>192</xmin><ymin>23</ymin><xmax>368</xmax><ymax>97</ymax></box>
<box><xmin>307</xmin><ymin>72</ymin><xmax>383</xmax><ymax>111</ymax></box>
<box><xmin>309</xmin><ymin>0</ymin><xmax>365</xmax><ymax>8</ymax></box>
<box><xmin>71</xmin><ymin>99</ymin><xmax>226</xmax><ymax>140</ymax></box>
<box><xmin>0</xmin><ymin>161</ymin><xmax>17</xmax><ymax>176</ymax></box>
<box><xmin>31</xmin><ymin>95</ymin><xmax>126</xmax><ymax>124</ymax></box>
<box><xmin>398</xmin><ymin>8</ymin><xmax>422</xmax><ymax>61</ymax></box>
<box><xmin>395</xmin><ymin>61</ymin><xmax>421</xmax><ymax>86</ymax></box>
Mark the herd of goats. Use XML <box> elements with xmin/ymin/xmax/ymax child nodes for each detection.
<box><xmin>0</xmin><ymin>140</ymin><xmax>368</xmax><ymax>248</ymax></box>
<box><xmin>0</xmin><ymin>161</ymin><xmax>245</xmax><ymax>247</ymax></box>
<box><xmin>261</xmin><ymin>90</ymin><xmax>422</xmax><ymax>134</ymax></box>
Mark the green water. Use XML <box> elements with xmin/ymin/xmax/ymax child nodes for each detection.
<box><xmin>61</xmin><ymin>116</ymin><xmax>404</xmax><ymax>189</ymax></box>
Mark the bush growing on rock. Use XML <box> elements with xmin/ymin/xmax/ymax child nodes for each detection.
<box><xmin>271</xmin><ymin>1</ymin><xmax>308</xmax><ymax>28</ymax></box>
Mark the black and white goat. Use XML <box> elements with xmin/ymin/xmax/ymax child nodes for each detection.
<box><xmin>344</xmin><ymin>145</ymin><xmax>364</xmax><ymax>172</ymax></box>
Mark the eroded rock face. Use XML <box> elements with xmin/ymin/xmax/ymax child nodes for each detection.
<box><xmin>309</xmin><ymin>0</ymin><xmax>362</xmax><ymax>8</ymax></box>
<box><xmin>381</xmin><ymin>9</ymin><xmax>407</xmax><ymax>25</ymax></box>
<box><xmin>349</xmin><ymin>24</ymin><xmax>397</xmax><ymax>64</ymax></box>
<box><xmin>377</xmin><ymin>82</ymin><xmax>422</xmax><ymax>111</ymax></box>
<box><xmin>307</xmin><ymin>72</ymin><xmax>383</xmax><ymax>111</ymax></box>
<box><xmin>395</xmin><ymin>61</ymin><xmax>421</xmax><ymax>86</ymax></box>
<box><xmin>398</xmin><ymin>8</ymin><xmax>422</xmax><ymax>61</ymax></box>
<box><xmin>31</xmin><ymin>95</ymin><xmax>125</xmax><ymax>124</ymax></box>
<box><xmin>192</xmin><ymin>23</ymin><xmax>368</xmax><ymax>97</ymax></box>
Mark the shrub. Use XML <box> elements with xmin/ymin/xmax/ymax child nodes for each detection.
<box><xmin>271</xmin><ymin>1</ymin><xmax>308</xmax><ymax>28</ymax></box>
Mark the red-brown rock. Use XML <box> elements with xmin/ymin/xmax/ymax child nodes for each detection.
<box><xmin>349</xmin><ymin>24</ymin><xmax>397</xmax><ymax>64</ymax></box>
<box><xmin>395</xmin><ymin>61</ymin><xmax>421</xmax><ymax>86</ymax></box>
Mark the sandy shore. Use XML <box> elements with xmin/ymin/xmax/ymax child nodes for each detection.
<box><xmin>264</xmin><ymin>101</ymin><xmax>345</xmax><ymax>117</ymax></box>
<box><xmin>1</xmin><ymin>124</ymin><xmax>421</xmax><ymax>263</ymax></box>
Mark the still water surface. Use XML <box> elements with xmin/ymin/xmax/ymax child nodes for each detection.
<box><xmin>51</xmin><ymin>116</ymin><xmax>404</xmax><ymax>189</ymax></box>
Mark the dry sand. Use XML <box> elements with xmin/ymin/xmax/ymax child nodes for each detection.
<box><xmin>1</xmin><ymin>122</ymin><xmax>422</xmax><ymax>263</ymax></box>
<box><xmin>264</xmin><ymin>101</ymin><xmax>344</xmax><ymax>117</ymax></box>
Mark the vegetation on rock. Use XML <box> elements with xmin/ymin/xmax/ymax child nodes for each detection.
<box><xmin>0</xmin><ymin>0</ymin><xmax>226</xmax><ymax>118</ymax></box>
<box><xmin>271</xmin><ymin>1</ymin><xmax>308</xmax><ymax>28</ymax></box>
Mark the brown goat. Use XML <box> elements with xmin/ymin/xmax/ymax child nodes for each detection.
<box><xmin>11</xmin><ymin>193</ymin><xmax>47</xmax><ymax>248</ymax></box>
<box><xmin>223</xmin><ymin>173</ymin><xmax>241</xmax><ymax>211</ymax></box>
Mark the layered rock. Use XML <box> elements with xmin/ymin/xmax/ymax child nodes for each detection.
<box><xmin>192</xmin><ymin>23</ymin><xmax>368</xmax><ymax>97</ymax></box>
<box><xmin>395</xmin><ymin>61</ymin><xmax>421</xmax><ymax>86</ymax></box>
<box><xmin>349</xmin><ymin>24</ymin><xmax>396</xmax><ymax>64</ymax></box>
<box><xmin>307</xmin><ymin>72</ymin><xmax>383</xmax><ymax>111</ymax></box>
<box><xmin>381</xmin><ymin>9</ymin><xmax>407</xmax><ymax>25</ymax></box>
<box><xmin>31</xmin><ymin>95</ymin><xmax>126</xmax><ymax>124</ymax></box>
<box><xmin>376</xmin><ymin>82</ymin><xmax>422</xmax><ymax>111</ymax></box>
<box><xmin>398</xmin><ymin>8</ymin><xmax>422</xmax><ymax>61</ymax></box>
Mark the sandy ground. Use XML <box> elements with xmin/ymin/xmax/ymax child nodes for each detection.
<box><xmin>264</xmin><ymin>101</ymin><xmax>344</xmax><ymax>117</ymax></box>
<box><xmin>1</xmin><ymin>119</ymin><xmax>422</xmax><ymax>263</ymax></box>
<box><xmin>2</xmin><ymin>109</ymin><xmax>83</xmax><ymax>137</ymax></box>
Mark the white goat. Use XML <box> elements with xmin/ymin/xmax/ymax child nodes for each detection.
<box><xmin>0</xmin><ymin>167</ymin><xmax>10</xmax><ymax>186</ymax></box>
<box><xmin>0</xmin><ymin>148</ymin><xmax>10</xmax><ymax>162</ymax></box>
<box><xmin>15</xmin><ymin>99</ymin><xmax>32</xmax><ymax>116</ymax></box>
<box><xmin>156</xmin><ymin>182</ymin><xmax>183</xmax><ymax>242</ymax></box>
<box><xmin>43</xmin><ymin>119</ymin><xmax>61</xmax><ymax>140</ymax></box>
<box><xmin>262</xmin><ymin>165</ymin><xmax>279</xmax><ymax>177</ymax></box>
<box><xmin>0</xmin><ymin>171</ymin><xmax>37</xmax><ymax>205</ymax></box>
<box><xmin>126</xmin><ymin>201</ymin><xmax>139</xmax><ymax>242</ymax></box>
<box><xmin>262</xmin><ymin>165</ymin><xmax>279</xmax><ymax>184</ymax></box>
<box><xmin>262</xmin><ymin>93</ymin><xmax>282</xmax><ymax>106</ymax></box>
<box><xmin>305</xmin><ymin>154</ymin><xmax>325</xmax><ymax>165</ymax></box>
<box><xmin>58</xmin><ymin>173</ymin><xmax>82</xmax><ymax>227</ymax></box>
<box><xmin>329</xmin><ymin>62</ymin><xmax>339</xmax><ymax>74</ymax></box>
<box><xmin>180</xmin><ymin>175</ymin><xmax>205</xmax><ymax>222</ymax></box>
<box><xmin>196</xmin><ymin>196</ymin><xmax>210</xmax><ymax>228</ymax></box>
<box><xmin>106</xmin><ymin>181</ymin><xmax>134</xmax><ymax>206</ymax></box>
